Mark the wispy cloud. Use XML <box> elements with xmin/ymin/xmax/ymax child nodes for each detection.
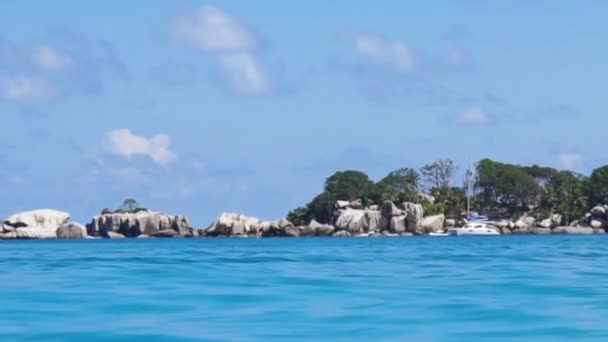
<box><xmin>0</xmin><ymin>36</ymin><xmax>128</xmax><ymax>104</ymax></box>
<box><xmin>173</xmin><ymin>4</ymin><xmax>272</xmax><ymax>95</ymax></box>
<box><xmin>101</xmin><ymin>129</ymin><xmax>177</xmax><ymax>166</ymax></box>
<box><xmin>351</xmin><ymin>33</ymin><xmax>415</xmax><ymax>73</ymax></box>
<box><xmin>456</xmin><ymin>106</ymin><xmax>491</xmax><ymax>124</ymax></box>
<box><xmin>0</xmin><ymin>75</ymin><xmax>57</xmax><ymax>103</ymax></box>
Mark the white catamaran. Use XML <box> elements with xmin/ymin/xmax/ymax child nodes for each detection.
<box><xmin>431</xmin><ymin>163</ymin><xmax>501</xmax><ymax>236</ymax></box>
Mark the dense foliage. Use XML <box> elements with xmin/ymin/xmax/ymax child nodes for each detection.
<box><xmin>287</xmin><ymin>157</ymin><xmax>608</xmax><ymax>226</ymax></box>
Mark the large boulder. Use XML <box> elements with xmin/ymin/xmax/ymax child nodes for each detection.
<box><xmin>365</xmin><ymin>210</ymin><xmax>382</xmax><ymax>233</ymax></box>
<box><xmin>553</xmin><ymin>226</ymin><xmax>594</xmax><ymax>235</ymax></box>
<box><xmin>3</xmin><ymin>209</ymin><xmax>70</xmax><ymax>239</ymax></box>
<box><xmin>56</xmin><ymin>222</ymin><xmax>87</xmax><ymax>239</ymax></box>
<box><xmin>88</xmin><ymin>210</ymin><xmax>191</xmax><ymax>238</ymax></box>
<box><xmin>309</xmin><ymin>219</ymin><xmax>335</xmax><ymax>236</ymax></box>
<box><xmin>335</xmin><ymin>200</ymin><xmax>350</xmax><ymax>209</ymax></box>
<box><xmin>551</xmin><ymin>214</ymin><xmax>563</xmax><ymax>227</ymax></box>
<box><xmin>420</xmin><ymin>214</ymin><xmax>445</xmax><ymax>234</ymax></box>
<box><xmin>389</xmin><ymin>215</ymin><xmax>406</xmax><ymax>233</ymax></box>
<box><xmin>538</xmin><ymin>219</ymin><xmax>552</xmax><ymax>229</ymax></box>
<box><xmin>204</xmin><ymin>213</ymin><xmax>262</xmax><ymax>236</ymax></box>
<box><xmin>445</xmin><ymin>219</ymin><xmax>456</xmax><ymax>227</ymax></box>
<box><xmin>591</xmin><ymin>206</ymin><xmax>606</xmax><ymax>217</ymax></box>
<box><xmin>334</xmin><ymin>208</ymin><xmax>366</xmax><ymax>233</ymax></box>
<box><xmin>529</xmin><ymin>227</ymin><xmax>551</xmax><ymax>235</ymax></box>
<box><xmin>381</xmin><ymin>201</ymin><xmax>404</xmax><ymax>217</ymax></box>
<box><xmin>403</xmin><ymin>202</ymin><xmax>424</xmax><ymax>233</ymax></box>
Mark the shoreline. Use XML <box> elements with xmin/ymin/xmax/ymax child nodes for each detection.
<box><xmin>1</xmin><ymin>198</ymin><xmax>606</xmax><ymax>240</ymax></box>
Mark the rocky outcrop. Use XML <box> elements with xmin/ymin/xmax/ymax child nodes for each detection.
<box><xmin>553</xmin><ymin>226</ymin><xmax>594</xmax><ymax>235</ymax></box>
<box><xmin>403</xmin><ymin>202</ymin><xmax>423</xmax><ymax>234</ymax></box>
<box><xmin>2</xmin><ymin>209</ymin><xmax>70</xmax><ymax>239</ymax></box>
<box><xmin>107</xmin><ymin>231</ymin><xmax>126</xmax><ymax>239</ymax></box>
<box><xmin>420</xmin><ymin>214</ymin><xmax>445</xmax><ymax>234</ymax></box>
<box><xmin>56</xmin><ymin>222</ymin><xmax>87</xmax><ymax>239</ymax></box>
<box><xmin>309</xmin><ymin>219</ymin><xmax>335</xmax><ymax>236</ymax></box>
<box><xmin>334</xmin><ymin>208</ymin><xmax>367</xmax><ymax>234</ymax></box>
<box><xmin>87</xmin><ymin>210</ymin><xmax>192</xmax><ymax>238</ymax></box>
<box><xmin>205</xmin><ymin>213</ymin><xmax>262</xmax><ymax>236</ymax></box>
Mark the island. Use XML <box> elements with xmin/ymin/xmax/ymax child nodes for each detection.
<box><xmin>2</xmin><ymin>158</ymin><xmax>608</xmax><ymax>239</ymax></box>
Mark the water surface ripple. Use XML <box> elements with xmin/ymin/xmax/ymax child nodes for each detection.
<box><xmin>1</xmin><ymin>236</ymin><xmax>608</xmax><ymax>341</ymax></box>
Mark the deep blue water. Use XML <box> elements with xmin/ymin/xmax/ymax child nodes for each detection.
<box><xmin>1</xmin><ymin>236</ymin><xmax>608</xmax><ymax>341</ymax></box>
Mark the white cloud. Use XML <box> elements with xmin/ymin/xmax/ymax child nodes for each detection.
<box><xmin>173</xmin><ymin>4</ymin><xmax>255</xmax><ymax>52</ymax></box>
<box><xmin>218</xmin><ymin>52</ymin><xmax>270</xmax><ymax>94</ymax></box>
<box><xmin>456</xmin><ymin>106</ymin><xmax>490</xmax><ymax>124</ymax></box>
<box><xmin>30</xmin><ymin>45</ymin><xmax>75</xmax><ymax>71</ymax></box>
<box><xmin>0</xmin><ymin>75</ymin><xmax>57</xmax><ymax>103</ymax></box>
<box><xmin>172</xmin><ymin>5</ymin><xmax>273</xmax><ymax>95</ymax></box>
<box><xmin>351</xmin><ymin>33</ymin><xmax>415</xmax><ymax>73</ymax></box>
<box><xmin>101</xmin><ymin>129</ymin><xmax>177</xmax><ymax>166</ymax></box>
<box><xmin>559</xmin><ymin>153</ymin><xmax>583</xmax><ymax>172</ymax></box>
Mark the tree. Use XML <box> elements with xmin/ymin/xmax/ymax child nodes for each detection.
<box><xmin>286</xmin><ymin>206</ymin><xmax>309</xmax><ymax>227</ymax></box>
<box><xmin>420</xmin><ymin>159</ymin><xmax>456</xmax><ymax>191</ymax></box>
<box><xmin>120</xmin><ymin>198</ymin><xmax>141</xmax><ymax>213</ymax></box>
<box><xmin>541</xmin><ymin>171</ymin><xmax>587</xmax><ymax>223</ymax></box>
<box><xmin>474</xmin><ymin>158</ymin><xmax>540</xmax><ymax>216</ymax></box>
<box><xmin>588</xmin><ymin>166</ymin><xmax>608</xmax><ymax>206</ymax></box>
<box><xmin>323</xmin><ymin>170</ymin><xmax>375</xmax><ymax>203</ymax></box>
<box><xmin>372</xmin><ymin>168</ymin><xmax>419</xmax><ymax>204</ymax></box>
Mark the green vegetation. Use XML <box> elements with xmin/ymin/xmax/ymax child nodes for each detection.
<box><xmin>287</xmin><ymin>157</ymin><xmax>607</xmax><ymax>226</ymax></box>
<box><xmin>100</xmin><ymin>198</ymin><xmax>148</xmax><ymax>215</ymax></box>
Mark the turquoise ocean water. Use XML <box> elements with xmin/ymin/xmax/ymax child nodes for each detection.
<box><xmin>1</xmin><ymin>236</ymin><xmax>608</xmax><ymax>341</ymax></box>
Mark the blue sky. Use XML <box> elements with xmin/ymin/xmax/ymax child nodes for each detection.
<box><xmin>1</xmin><ymin>1</ymin><xmax>606</xmax><ymax>225</ymax></box>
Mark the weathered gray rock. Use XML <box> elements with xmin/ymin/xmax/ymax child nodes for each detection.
<box><xmin>299</xmin><ymin>226</ymin><xmax>316</xmax><ymax>237</ymax></box>
<box><xmin>284</xmin><ymin>226</ymin><xmax>300</xmax><ymax>237</ymax></box>
<box><xmin>56</xmin><ymin>222</ymin><xmax>87</xmax><ymax>239</ymax></box>
<box><xmin>332</xmin><ymin>230</ymin><xmax>350</xmax><ymax>237</ymax></box>
<box><xmin>420</xmin><ymin>214</ymin><xmax>445</xmax><ymax>234</ymax></box>
<box><xmin>349</xmin><ymin>199</ymin><xmax>363</xmax><ymax>209</ymax></box>
<box><xmin>529</xmin><ymin>227</ymin><xmax>551</xmax><ymax>235</ymax></box>
<box><xmin>594</xmin><ymin>229</ymin><xmax>606</xmax><ymax>234</ymax></box>
<box><xmin>309</xmin><ymin>219</ymin><xmax>334</xmax><ymax>236</ymax></box>
<box><xmin>5</xmin><ymin>209</ymin><xmax>70</xmax><ymax>230</ymax></box>
<box><xmin>107</xmin><ymin>231</ymin><xmax>126</xmax><ymax>239</ymax></box>
<box><xmin>508</xmin><ymin>221</ymin><xmax>516</xmax><ymax>229</ymax></box>
<box><xmin>501</xmin><ymin>227</ymin><xmax>512</xmax><ymax>235</ymax></box>
<box><xmin>151</xmin><ymin>229</ymin><xmax>179</xmax><ymax>238</ymax></box>
<box><xmin>403</xmin><ymin>202</ymin><xmax>424</xmax><ymax>233</ymax></box>
<box><xmin>523</xmin><ymin>216</ymin><xmax>536</xmax><ymax>227</ymax></box>
<box><xmin>591</xmin><ymin>206</ymin><xmax>606</xmax><ymax>217</ymax></box>
<box><xmin>445</xmin><ymin>219</ymin><xmax>456</xmax><ymax>227</ymax></box>
<box><xmin>3</xmin><ymin>209</ymin><xmax>70</xmax><ymax>239</ymax></box>
<box><xmin>512</xmin><ymin>228</ymin><xmax>530</xmax><ymax>234</ymax></box>
<box><xmin>400</xmin><ymin>232</ymin><xmax>414</xmax><ymax>237</ymax></box>
<box><xmin>368</xmin><ymin>205</ymin><xmax>379</xmax><ymax>211</ymax></box>
<box><xmin>553</xmin><ymin>226</ymin><xmax>594</xmax><ymax>235</ymax></box>
<box><xmin>538</xmin><ymin>219</ymin><xmax>552</xmax><ymax>229</ymax></box>
<box><xmin>381</xmin><ymin>201</ymin><xmax>404</xmax><ymax>217</ymax></box>
<box><xmin>88</xmin><ymin>210</ymin><xmax>191</xmax><ymax>237</ymax></box>
<box><xmin>278</xmin><ymin>218</ymin><xmax>293</xmax><ymax>229</ymax></box>
<box><xmin>334</xmin><ymin>208</ymin><xmax>366</xmax><ymax>233</ymax></box>
<box><xmin>551</xmin><ymin>214</ymin><xmax>563</xmax><ymax>227</ymax></box>
<box><xmin>389</xmin><ymin>215</ymin><xmax>406</xmax><ymax>233</ymax></box>
<box><xmin>514</xmin><ymin>220</ymin><xmax>527</xmax><ymax>230</ymax></box>
<box><xmin>365</xmin><ymin>210</ymin><xmax>382</xmax><ymax>233</ymax></box>
<box><xmin>495</xmin><ymin>220</ymin><xmax>510</xmax><ymax>229</ymax></box>
<box><xmin>591</xmin><ymin>219</ymin><xmax>605</xmax><ymax>229</ymax></box>
<box><xmin>335</xmin><ymin>200</ymin><xmax>350</xmax><ymax>209</ymax></box>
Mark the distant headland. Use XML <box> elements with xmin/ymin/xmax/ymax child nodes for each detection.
<box><xmin>2</xmin><ymin>158</ymin><xmax>608</xmax><ymax>239</ymax></box>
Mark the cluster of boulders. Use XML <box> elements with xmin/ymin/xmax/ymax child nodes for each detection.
<box><xmin>202</xmin><ymin>200</ymin><xmax>445</xmax><ymax>238</ymax></box>
<box><xmin>86</xmin><ymin>210</ymin><xmax>197</xmax><ymax>238</ymax></box>
<box><xmin>5</xmin><ymin>202</ymin><xmax>608</xmax><ymax>240</ymax></box>
<box><xmin>1</xmin><ymin>208</ymin><xmax>197</xmax><ymax>240</ymax></box>
<box><xmin>1</xmin><ymin>209</ymin><xmax>87</xmax><ymax>239</ymax></box>
<box><xmin>487</xmin><ymin>211</ymin><xmax>601</xmax><ymax>235</ymax></box>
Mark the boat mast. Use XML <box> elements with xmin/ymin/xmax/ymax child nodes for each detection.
<box><xmin>466</xmin><ymin>161</ymin><xmax>471</xmax><ymax>219</ymax></box>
